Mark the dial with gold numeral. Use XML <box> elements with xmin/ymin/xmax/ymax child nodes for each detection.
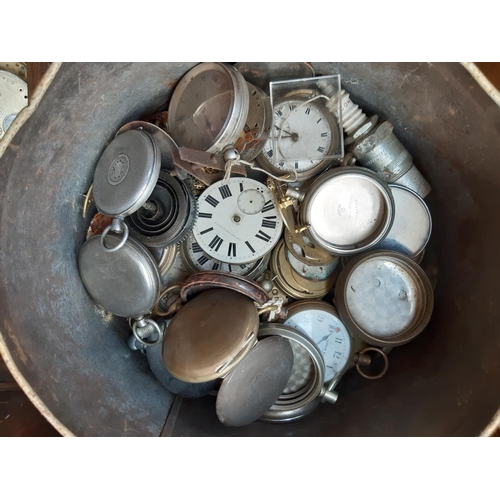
<box><xmin>193</xmin><ymin>178</ymin><xmax>283</xmax><ymax>264</ymax></box>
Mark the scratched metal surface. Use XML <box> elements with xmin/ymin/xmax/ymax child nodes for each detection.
<box><xmin>1</xmin><ymin>63</ymin><xmax>500</xmax><ymax>436</ymax></box>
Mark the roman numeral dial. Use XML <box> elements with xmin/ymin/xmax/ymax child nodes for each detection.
<box><xmin>192</xmin><ymin>178</ymin><xmax>283</xmax><ymax>264</ymax></box>
<box><xmin>256</xmin><ymin>95</ymin><xmax>336</xmax><ymax>180</ymax></box>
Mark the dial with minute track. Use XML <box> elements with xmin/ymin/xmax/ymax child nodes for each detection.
<box><xmin>193</xmin><ymin>178</ymin><xmax>283</xmax><ymax>264</ymax></box>
<box><xmin>284</xmin><ymin>302</ymin><xmax>353</xmax><ymax>382</ymax></box>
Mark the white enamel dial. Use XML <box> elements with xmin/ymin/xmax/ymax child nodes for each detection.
<box><xmin>193</xmin><ymin>178</ymin><xmax>283</xmax><ymax>264</ymax></box>
<box><xmin>181</xmin><ymin>232</ymin><xmax>259</xmax><ymax>275</ymax></box>
<box><xmin>284</xmin><ymin>302</ymin><xmax>353</xmax><ymax>382</ymax></box>
<box><xmin>264</xmin><ymin>99</ymin><xmax>332</xmax><ymax>173</ymax></box>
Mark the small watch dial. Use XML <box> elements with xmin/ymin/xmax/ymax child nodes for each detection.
<box><xmin>262</xmin><ymin>99</ymin><xmax>332</xmax><ymax>173</ymax></box>
<box><xmin>284</xmin><ymin>307</ymin><xmax>352</xmax><ymax>382</ymax></box>
<box><xmin>193</xmin><ymin>178</ymin><xmax>283</xmax><ymax>264</ymax></box>
<box><xmin>237</xmin><ymin>189</ymin><xmax>265</xmax><ymax>215</ymax></box>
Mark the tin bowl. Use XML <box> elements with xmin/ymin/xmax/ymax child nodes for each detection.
<box><xmin>300</xmin><ymin>167</ymin><xmax>395</xmax><ymax>256</ymax></box>
<box><xmin>334</xmin><ymin>251</ymin><xmax>434</xmax><ymax>347</ymax></box>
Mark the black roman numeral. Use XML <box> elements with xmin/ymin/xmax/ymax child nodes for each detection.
<box><xmin>289</xmin><ymin>105</ymin><xmax>295</xmax><ymax>111</ymax></box>
<box><xmin>305</xmin><ymin>107</ymin><xmax>311</xmax><ymax>115</ymax></box>
<box><xmin>321</xmin><ymin>132</ymin><xmax>328</xmax><ymax>137</ymax></box>
<box><xmin>317</xmin><ymin>146</ymin><xmax>325</xmax><ymax>153</ymax></box>
<box><xmin>212</xmin><ymin>262</ymin><xmax>220</xmax><ymax>270</ymax></box>
<box><xmin>219</xmin><ymin>184</ymin><xmax>232</xmax><ymax>199</ymax></box>
<box><xmin>197</xmin><ymin>255</ymin><xmax>209</xmax><ymax>266</ymax></box>
<box><xmin>275</xmin><ymin>109</ymin><xmax>283</xmax><ymax>117</ymax></box>
<box><xmin>192</xmin><ymin>242</ymin><xmax>203</xmax><ymax>253</ymax></box>
<box><xmin>255</xmin><ymin>230</ymin><xmax>271</xmax><ymax>242</ymax></box>
<box><xmin>200</xmin><ymin>227</ymin><xmax>213</xmax><ymax>235</ymax></box>
<box><xmin>262</xmin><ymin>200</ymin><xmax>274</xmax><ymax>213</ymax></box>
<box><xmin>267</xmin><ymin>149</ymin><xmax>273</xmax><ymax>158</ymax></box>
<box><xmin>206</xmin><ymin>195</ymin><xmax>219</xmax><ymax>208</ymax></box>
<box><xmin>262</xmin><ymin>218</ymin><xmax>277</xmax><ymax>229</ymax></box>
<box><xmin>278</xmin><ymin>161</ymin><xmax>285</xmax><ymax>167</ymax></box>
<box><xmin>199</xmin><ymin>212</ymin><xmax>212</xmax><ymax>218</ymax></box>
<box><xmin>240</xmin><ymin>182</ymin><xmax>244</xmax><ymax>192</ymax></box>
<box><xmin>228</xmin><ymin>242</ymin><xmax>236</xmax><ymax>257</ymax></box>
<box><xmin>335</xmin><ymin>337</ymin><xmax>343</xmax><ymax>344</ymax></box>
<box><xmin>245</xmin><ymin>241</ymin><xmax>255</xmax><ymax>253</ymax></box>
<box><xmin>294</xmin><ymin>162</ymin><xmax>299</xmax><ymax>170</ymax></box>
<box><xmin>317</xmin><ymin>118</ymin><xmax>322</xmax><ymax>123</ymax></box>
<box><xmin>209</xmin><ymin>235</ymin><xmax>223</xmax><ymax>251</ymax></box>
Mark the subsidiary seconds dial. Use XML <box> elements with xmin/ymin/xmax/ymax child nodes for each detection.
<box><xmin>193</xmin><ymin>178</ymin><xmax>283</xmax><ymax>264</ymax></box>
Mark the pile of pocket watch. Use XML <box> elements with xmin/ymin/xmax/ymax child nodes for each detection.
<box><xmin>79</xmin><ymin>62</ymin><xmax>436</xmax><ymax>427</ymax></box>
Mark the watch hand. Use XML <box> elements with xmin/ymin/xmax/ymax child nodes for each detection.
<box><xmin>317</xmin><ymin>333</ymin><xmax>332</xmax><ymax>345</ymax></box>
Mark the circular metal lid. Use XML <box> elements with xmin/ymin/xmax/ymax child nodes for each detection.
<box><xmin>162</xmin><ymin>288</ymin><xmax>259</xmax><ymax>383</ymax></box>
<box><xmin>373</xmin><ymin>184</ymin><xmax>432</xmax><ymax>257</ymax></box>
<box><xmin>147</xmin><ymin>343</ymin><xmax>216</xmax><ymax>398</ymax></box>
<box><xmin>168</xmin><ymin>62</ymin><xmax>249</xmax><ymax>153</ymax></box>
<box><xmin>257</xmin><ymin>323</ymin><xmax>325</xmax><ymax>422</ymax></box>
<box><xmin>0</xmin><ymin>70</ymin><xmax>28</xmax><ymax>139</ymax></box>
<box><xmin>301</xmin><ymin>167</ymin><xmax>395</xmax><ymax>255</ymax></box>
<box><xmin>79</xmin><ymin>234</ymin><xmax>161</xmax><ymax>318</ymax></box>
<box><xmin>93</xmin><ymin>129</ymin><xmax>160</xmax><ymax>217</ymax></box>
<box><xmin>216</xmin><ymin>336</ymin><xmax>293</xmax><ymax>427</ymax></box>
<box><xmin>116</xmin><ymin>121</ymin><xmax>179</xmax><ymax>174</ymax></box>
<box><xmin>335</xmin><ymin>251</ymin><xmax>434</xmax><ymax>346</ymax></box>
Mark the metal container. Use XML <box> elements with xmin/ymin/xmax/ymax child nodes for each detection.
<box><xmin>334</xmin><ymin>251</ymin><xmax>434</xmax><ymax>347</ymax></box>
<box><xmin>299</xmin><ymin>167</ymin><xmax>395</xmax><ymax>256</ymax></box>
<box><xmin>2</xmin><ymin>63</ymin><xmax>500</xmax><ymax>437</ymax></box>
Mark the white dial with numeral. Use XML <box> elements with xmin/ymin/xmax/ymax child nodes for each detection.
<box><xmin>262</xmin><ymin>98</ymin><xmax>333</xmax><ymax>174</ymax></box>
<box><xmin>193</xmin><ymin>178</ymin><xmax>283</xmax><ymax>264</ymax></box>
<box><xmin>284</xmin><ymin>301</ymin><xmax>353</xmax><ymax>382</ymax></box>
<box><xmin>181</xmin><ymin>232</ymin><xmax>260</xmax><ymax>275</ymax></box>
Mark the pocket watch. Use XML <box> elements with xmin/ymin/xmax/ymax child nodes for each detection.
<box><xmin>373</xmin><ymin>184</ymin><xmax>432</xmax><ymax>259</ymax></box>
<box><xmin>282</xmin><ymin>300</ymin><xmax>356</xmax><ymax>383</ymax></box>
<box><xmin>256</xmin><ymin>80</ymin><xmax>342</xmax><ymax>181</ymax></box>
<box><xmin>335</xmin><ymin>251</ymin><xmax>434</xmax><ymax>347</ymax></box>
<box><xmin>163</xmin><ymin>288</ymin><xmax>259</xmax><ymax>383</ymax></box>
<box><xmin>167</xmin><ymin>62</ymin><xmax>271</xmax><ymax>161</ymax></box>
<box><xmin>299</xmin><ymin>167</ymin><xmax>395</xmax><ymax>256</ymax></box>
<box><xmin>93</xmin><ymin>129</ymin><xmax>161</xmax><ymax>252</ymax></box>
<box><xmin>79</xmin><ymin>233</ymin><xmax>163</xmax><ymax>345</ymax></box>
<box><xmin>192</xmin><ymin>177</ymin><xmax>283</xmax><ymax>265</ymax></box>
<box><xmin>180</xmin><ymin>232</ymin><xmax>270</xmax><ymax>279</ymax></box>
